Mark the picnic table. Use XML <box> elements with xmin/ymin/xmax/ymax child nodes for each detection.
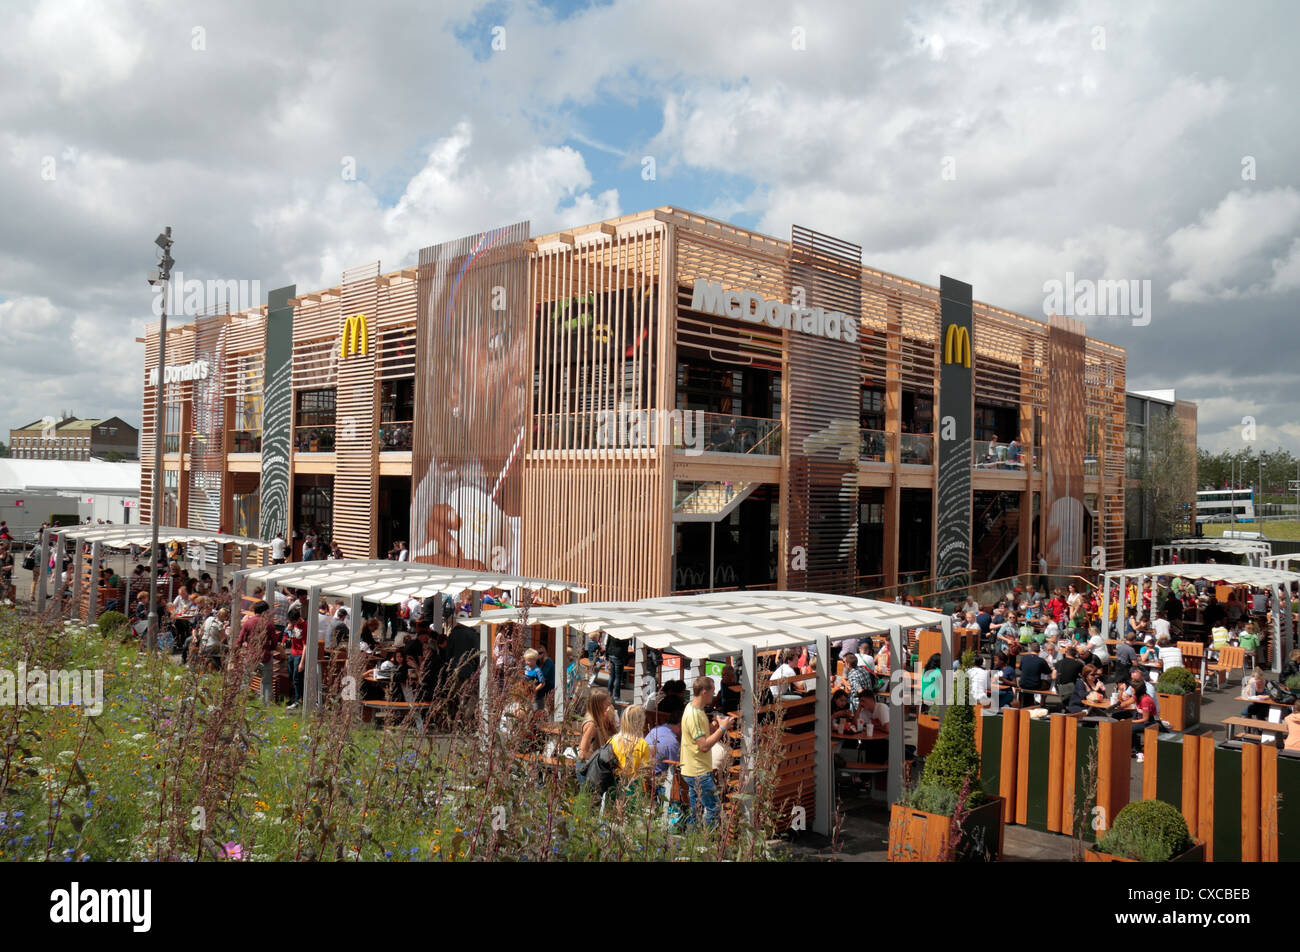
<box><xmin>1222</xmin><ymin>716</ymin><xmax>1282</xmax><ymax>744</ymax></box>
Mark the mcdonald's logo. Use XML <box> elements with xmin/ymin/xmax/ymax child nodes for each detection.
<box><xmin>341</xmin><ymin>313</ymin><xmax>369</xmax><ymax>358</ymax></box>
<box><xmin>943</xmin><ymin>323</ymin><xmax>971</xmax><ymax>368</ymax></box>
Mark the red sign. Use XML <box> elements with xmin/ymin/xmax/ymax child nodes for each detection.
<box><xmin>14</xmin><ymin>499</ymin><xmax>22</xmax><ymax>507</ymax></box>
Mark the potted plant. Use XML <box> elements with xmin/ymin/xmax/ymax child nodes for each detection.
<box><xmin>888</xmin><ymin>653</ymin><xmax>1004</xmax><ymax>862</ymax></box>
<box><xmin>1154</xmin><ymin>666</ymin><xmax>1200</xmax><ymax>731</ymax></box>
<box><xmin>1085</xmin><ymin>799</ymin><xmax>1204</xmax><ymax>862</ymax></box>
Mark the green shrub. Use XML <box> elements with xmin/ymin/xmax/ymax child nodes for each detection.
<box><xmin>96</xmin><ymin>610</ymin><xmax>129</xmax><ymax>637</ymax></box>
<box><xmin>902</xmin><ymin>783</ymin><xmax>957</xmax><ymax>816</ymax></box>
<box><xmin>960</xmin><ymin>648</ymin><xmax>976</xmax><ymax>669</ymax></box>
<box><xmin>1286</xmin><ymin>674</ymin><xmax>1300</xmax><ymax>695</ymax></box>
<box><xmin>917</xmin><ymin>653</ymin><xmax>982</xmax><ymax>814</ymax></box>
<box><xmin>1154</xmin><ymin>666</ymin><xmax>1198</xmax><ymax>696</ymax></box>
<box><xmin>1095</xmin><ymin>799</ymin><xmax>1192</xmax><ymax>861</ymax></box>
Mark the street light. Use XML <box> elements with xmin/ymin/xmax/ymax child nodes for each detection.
<box><xmin>145</xmin><ymin>227</ymin><xmax>173</xmax><ymax>652</ymax></box>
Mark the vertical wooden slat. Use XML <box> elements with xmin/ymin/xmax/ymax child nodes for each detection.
<box><xmin>1241</xmin><ymin>741</ymin><xmax>1261</xmax><ymax>862</ymax></box>
<box><xmin>999</xmin><ymin>709</ymin><xmax>1018</xmax><ymax>824</ymax></box>
<box><xmin>1261</xmin><ymin>744</ymin><xmax>1279</xmax><ymax>862</ymax></box>
<box><xmin>1046</xmin><ymin>713</ymin><xmax>1065</xmax><ymax>833</ymax></box>
<box><xmin>1015</xmin><ymin>707</ymin><xmax>1031</xmax><ymax>826</ymax></box>
<box><xmin>1198</xmin><ymin>732</ymin><xmax>1215</xmax><ymax>860</ymax></box>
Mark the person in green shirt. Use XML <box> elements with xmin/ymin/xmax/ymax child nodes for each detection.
<box><xmin>680</xmin><ymin>677</ymin><xmax>733</xmax><ymax>828</ymax></box>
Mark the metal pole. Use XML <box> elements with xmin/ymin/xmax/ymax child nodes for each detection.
<box><xmin>146</xmin><ymin>227</ymin><xmax>173</xmax><ymax>653</ymax></box>
<box><xmin>36</xmin><ymin>528</ymin><xmax>49</xmax><ymax>614</ymax></box>
<box><xmin>813</xmin><ymin>633</ymin><xmax>831</xmax><ymax>836</ymax></box>
<box><xmin>304</xmin><ymin>584</ymin><xmax>322</xmax><ymax>714</ymax></box>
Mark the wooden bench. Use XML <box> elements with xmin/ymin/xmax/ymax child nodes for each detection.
<box><xmin>362</xmin><ymin>699</ymin><xmax>433</xmax><ymax>726</ymax></box>
<box><xmin>1222</xmin><ymin>715</ymin><xmax>1281</xmax><ymax>745</ymax></box>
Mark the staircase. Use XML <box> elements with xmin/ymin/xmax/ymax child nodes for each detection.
<box><xmin>972</xmin><ymin>495</ymin><xmax>1020</xmax><ymax>581</ymax></box>
<box><xmin>673</xmin><ymin>481</ymin><xmax>756</xmax><ymax>522</ymax></box>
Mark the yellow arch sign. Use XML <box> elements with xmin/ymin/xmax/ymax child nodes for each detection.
<box><xmin>943</xmin><ymin>323</ymin><xmax>970</xmax><ymax>368</ymax></box>
<box><xmin>341</xmin><ymin>313</ymin><xmax>369</xmax><ymax>358</ymax></box>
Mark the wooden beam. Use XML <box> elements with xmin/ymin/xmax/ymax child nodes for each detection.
<box><xmin>557</xmin><ymin>232</ymin><xmax>575</xmax><ymax>245</ymax></box>
<box><xmin>400</xmin><ymin>268</ymin><xmax>417</xmax><ymax>280</ymax></box>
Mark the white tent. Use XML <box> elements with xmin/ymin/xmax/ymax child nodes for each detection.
<box><xmin>481</xmin><ymin>590</ymin><xmax>952</xmax><ymax>832</ymax></box>
<box><xmin>1100</xmin><ymin>562</ymin><xmax>1300</xmax><ymax>673</ymax></box>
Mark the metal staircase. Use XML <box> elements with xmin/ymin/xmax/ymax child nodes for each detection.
<box><xmin>673</xmin><ymin>481</ymin><xmax>757</xmax><ymax>522</ymax></box>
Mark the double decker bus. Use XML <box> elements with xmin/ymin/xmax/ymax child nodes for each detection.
<box><xmin>1196</xmin><ymin>487</ymin><xmax>1255</xmax><ymax>523</ymax></box>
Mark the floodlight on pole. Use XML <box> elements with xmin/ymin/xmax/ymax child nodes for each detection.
<box><xmin>145</xmin><ymin>225</ymin><xmax>173</xmax><ymax>653</ymax></box>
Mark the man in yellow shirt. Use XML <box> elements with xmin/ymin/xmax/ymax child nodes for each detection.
<box><xmin>680</xmin><ymin>676</ymin><xmax>734</xmax><ymax>828</ymax></box>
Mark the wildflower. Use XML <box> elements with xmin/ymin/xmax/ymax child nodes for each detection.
<box><xmin>219</xmin><ymin>842</ymin><xmax>243</xmax><ymax>860</ymax></box>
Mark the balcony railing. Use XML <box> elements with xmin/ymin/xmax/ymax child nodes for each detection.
<box><xmin>162</xmin><ymin>434</ymin><xmax>180</xmax><ymax>454</ymax></box>
<box><xmin>972</xmin><ymin>439</ymin><xmax>1029</xmax><ymax>470</ymax></box>
<box><xmin>860</xmin><ymin>428</ymin><xmax>889</xmax><ymax>462</ymax></box>
<box><xmin>378</xmin><ymin>421</ymin><xmax>413</xmax><ymax>452</ymax></box>
<box><xmin>1083</xmin><ymin>455</ymin><xmax>1099</xmax><ymax>476</ymax></box>
<box><xmin>294</xmin><ymin>426</ymin><xmax>335</xmax><ymax>453</ymax></box>
<box><xmin>532</xmin><ymin>410</ymin><xmax>782</xmax><ymax>456</ymax></box>
<box><xmin>899</xmin><ymin>433</ymin><xmax>933</xmax><ymax>465</ymax></box>
<box><xmin>231</xmin><ymin>430</ymin><xmax>262</xmax><ymax>454</ymax></box>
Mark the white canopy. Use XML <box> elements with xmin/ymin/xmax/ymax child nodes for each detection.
<box><xmin>237</xmin><ymin>558</ymin><xmax>587</xmax><ymax>605</ymax></box>
<box><xmin>1101</xmin><ymin>563</ymin><xmax>1300</xmax><ymax>675</ymax></box>
<box><xmin>481</xmin><ymin>589</ymin><xmax>952</xmax><ymax>820</ymax></box>
<box><xmin>1154</xmin><ymin>538</ymin><xmax>1272</xmax><ymax>566</ymax></box>
<box><xmin>46</xmin><ymin>523</ymin><xmax>272</xmax><ymax>549</ymax></box>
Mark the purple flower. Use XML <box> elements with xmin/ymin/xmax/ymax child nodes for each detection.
<box><xmin>220</xmin><ymin>841</ymin><xmax>243</xmax><ymax>860</ymax></box>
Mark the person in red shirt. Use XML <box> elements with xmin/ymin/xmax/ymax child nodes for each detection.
<box><xmin>236</xmin><ymin>601</ymin><xmax>275</xmax><ymax>704</ymax></box>
<box><xmin>1131</xmin><ymin>680</ymin><xmax>1157</xmax><ymax>762</ymax></box>
<box><xmin>282</xmin><ymin>606</ymin><xmax>307</xmax><ymax>709</ymax></box>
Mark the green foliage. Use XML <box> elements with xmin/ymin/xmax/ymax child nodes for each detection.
<box><xmin>1154</xmin><ymin>666</ymin><xmax>1199</xmax><ymax>696</ymax></box>
<box><xmin>960</xmin><ymin>648</ymin><xmax>976</xmax><ymax>670</ymax></box>
<box><xmin>918</xmin><ymin>700</ymin><xmax>981</xmax><ymax>810</ymax></box>
<box><xmin>96</xmin><ymin>611</ymin><xmax>128</xmax><ymax>637</ymax></box>
<box><xmin>1096</xmin><ymin>799</ymin><xmax>1192</xmax><ymax>861</ymax></box>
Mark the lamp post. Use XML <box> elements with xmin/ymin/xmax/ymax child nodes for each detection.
<box><xmin>145</xmin><ymin>227</ymin><xmax>174</xmax><ymax>652</ymax></box>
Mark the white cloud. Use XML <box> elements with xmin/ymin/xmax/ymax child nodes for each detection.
<box><xmin>1166</xmin><ymin>188</ymin><xmax>1300</xmax><ymax>302</ymax></box>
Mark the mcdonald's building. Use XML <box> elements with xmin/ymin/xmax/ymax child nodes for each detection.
<box><xmin>138</xmin><ymin>207</ymin><xmax>1129</xmax><ymax>601</ymax></box>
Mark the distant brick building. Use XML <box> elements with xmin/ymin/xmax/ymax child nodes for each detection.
<box><xmin>8</xmin><ymin>417</ymin><xmax>139</xmax><ymax>461</ymax></box>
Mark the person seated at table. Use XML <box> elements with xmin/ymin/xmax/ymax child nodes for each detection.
<box><xmin>1241</xmin><ymin>669</ymin><xmax>1270</xmax><ymax>720</ymax></box>
<box><xmin>967</xmin><ymin>654</ymin><xmax>992</xmax><ymax>709</ymax></box>
<box><xmin>1154</xmin><ymin>636</ymin><xmax>1182</xmax><ymax>672</ymax></box>
<box><xmin>843</xmin><ymin>653</ymin><xmax>875</xmax><ymax>701</ymax></box>
<box><xmin>920</xmin><ymin>653</ymin><xmax>943</xmax><ymax>708</ymax></box>
<box><xmin>1113</xmin><ymin>631</ymin><xmax>1139</xmax><ymax>685</ymax></box>
<box><xmin>1017</xmin><ymin>641</ymin><xmax>1055</xmax><ymax>708</ymax></box>
<box><xmin>770</xmin><ymin>648</ymin><xmax>805</xmax><ymax>697</ymax></box>
<box><xmin>992</xmin><ymin>652</ymin><xmax>1015</xmax><ymax>710</ymax></box>
<box><xmin>358</xmin><ymin>617</ymin><xmax>381</xmax><ymax>652</ymax></box>
<box><xmin>1283</xmin><ymin>700</ymin><xmax>1300</xmax><ymax>753</ymax></box>
<box><xmin>995</xmin><ymin>612</ymin><xmax>1019</xmax><ymax>651</ymax></box>
<box><xmin>1055</xmin><ymin>645</ymin><xmax>1083</xmax><ymax>701</ymax></box>
<box><xmin>1131</xmin><ymin>681</ymin><xmax>1157</xmax><ymax>762</ymax></box>
<box><xmin>856</xmin><ymin>691</ymin><xmax>890</xmax><ymax>736</ymax></box>
<box><xmin>831</xmin><ymin>689</ymin><xmax>856</xmax><ymax>734</ymax></box>
<box><xmin>1282</xmin><ymin>649</ymin><xmax>1300</xmax><ymax>682</ymax></box>
<box><xmin>1066</xmin><ymin>664</ymin><xmax>1104</xmax><ymax>714</ymax></box>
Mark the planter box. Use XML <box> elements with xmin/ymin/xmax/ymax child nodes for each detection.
<box><xmin>1084</xmin><ymin>839</ymin><xmax>1205</xmax><ymax>863</ymax></box>
<box><xmin>888</xmin><ymin>795</ymin><xmax>1005</xmax><ymax>862</ymax></box>
<box><xmin>1157</xmin><ymin>690</ymin><xmax>1200</xmax><ymax>731</ymax></box>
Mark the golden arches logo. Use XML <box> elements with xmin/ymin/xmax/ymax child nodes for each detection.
<box><xmin>341</xmin><ymin>313</ymin><xmax>369</xmax><ymax>358</ymax></box>
<box><xmin>943</xmin><ymin>323</ymin><xmax>971</xmax><ymax>368</ymax></box>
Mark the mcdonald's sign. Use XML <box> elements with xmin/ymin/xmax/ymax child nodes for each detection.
<box><xmin>341</xmin><ymin>313</ymin><xmax>369</xmax><ymax>358</ymax></box>
<box><xmin>943</xmin><ymin>323</ymin><xmax>971</xmax><ymax>368</ymax></box>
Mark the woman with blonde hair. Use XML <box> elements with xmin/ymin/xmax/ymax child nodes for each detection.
<box><xmin>578</xmin><ymin>687</ymin><xmax>618</xmax><ymax>761</ymax></box>
<box><xmin>610</xmin><ymin>704</ymin><xmax>650</xmax><ymax>784</ymax></box>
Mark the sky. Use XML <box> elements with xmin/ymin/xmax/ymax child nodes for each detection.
<box><xmin>1</xmin><ymin>0</ymin><xmax>1296</xmax><ymax>454</ymax></box>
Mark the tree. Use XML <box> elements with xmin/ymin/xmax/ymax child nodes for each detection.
<box><xmin>0</xmin><ymin>440</ymin><xmax>8</xmax><ymax>458</ymax></box>
<box><xmin>1137</xmin><ymin>411</ymin><xmax>1195</xmax><ymax>542</ymax></box>
<box><xmin>103</xmin><ymin>450</ymin><xmax>126</xmax><ymax>463</ymax></box>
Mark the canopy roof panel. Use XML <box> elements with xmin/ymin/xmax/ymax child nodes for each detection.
<box><xmin>235</xmin><ymin>559</ymin><xmax>587</xmax><ymax>604</ymax></box>
<box><xmin>1106</xmin><ymin>563</ymin><xmax>1300</xmax><ymax>587</ymax></box>
<box><xmin>47</xmin><ymin>524</ymin><xmax>271</xmax><ymax>549</ymax></box>
<box><xmin>480</xmin><ymin>591</ymin><xmax>948</xmax><ymax>660</ymax></box>
<box><xmin>1160</xmin><ymin>538</ymin><xmax>1272</xmax><ymax>556</ymax></box>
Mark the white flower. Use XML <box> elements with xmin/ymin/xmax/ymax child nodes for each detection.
<box><xmin>132</xmin><ymin>733</ymin><xmax>147</xmax><ymax>741</ymax></box>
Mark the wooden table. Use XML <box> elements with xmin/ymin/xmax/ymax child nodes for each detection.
<box><xmin>1237</xmin><ymin>694</ymin><xmax>1292</xmax><ymax>709</ymax></box>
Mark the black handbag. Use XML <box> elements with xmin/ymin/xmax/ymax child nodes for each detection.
<box><xmin>23</xmin><ymin>555</ymin><xmax>36</xmax><ymax>571</ymax></box>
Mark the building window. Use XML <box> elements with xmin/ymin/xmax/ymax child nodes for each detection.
<box><xmin>860</xmin><ymin>387</ymin><xmax>885</xmax><ymax>432</ymax></box>
<box><xmin>295</xmin><ymin>389</ymin><xmax>337</xmax><ymax>453</ymax></box>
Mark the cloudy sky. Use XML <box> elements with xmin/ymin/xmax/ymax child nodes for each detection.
<box><xmin>1</xmin><ymin>0</ymin><xmax>1296</xmax><ymax>453</ymax></box>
